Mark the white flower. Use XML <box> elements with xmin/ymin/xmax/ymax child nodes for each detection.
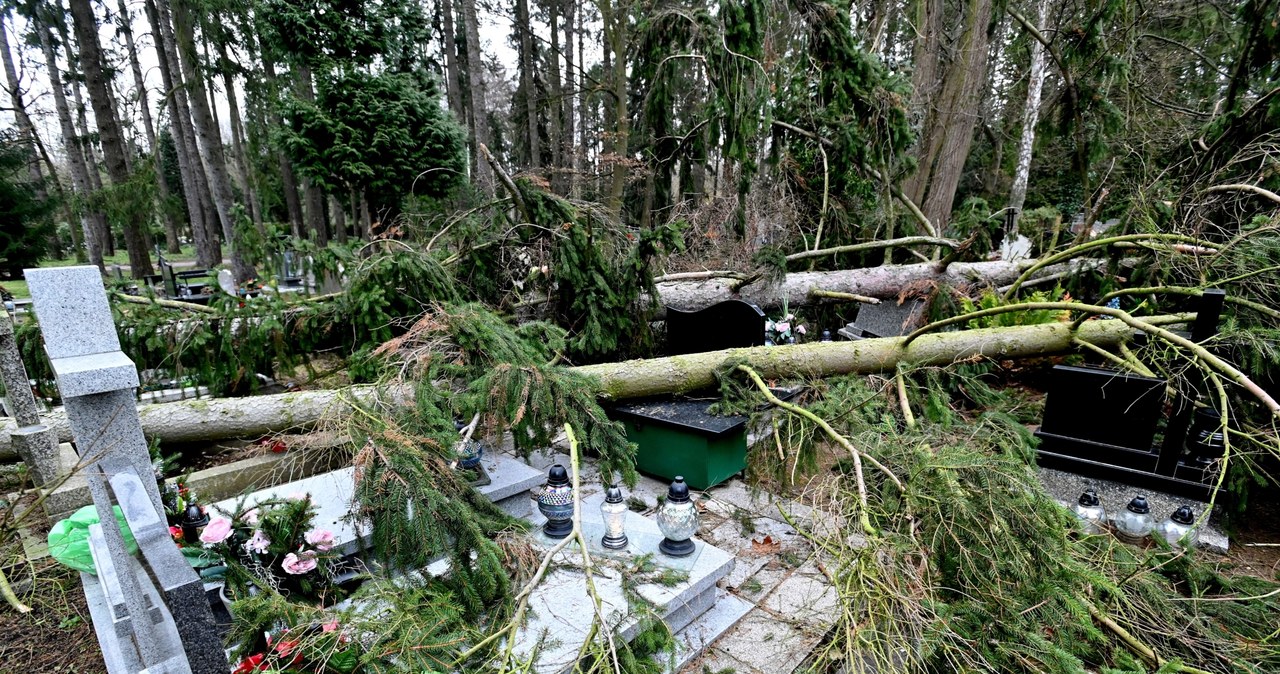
<box><xmin>244</xmin><ymin>530</ymin><xmax>271</xmax><ymax>554</ymax></box>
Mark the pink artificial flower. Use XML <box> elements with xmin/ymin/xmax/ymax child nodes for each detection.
<box><xmin>243</xmin><ymin>508</ymin><xmax>260</xmax><ymax>526</ymax></box>
<box><xmin>200</xmin><ymin>517</ymin><xmax>233</xmax><ymax>544</ymax></box>
<box><xmin>796</xmin><ymin>325</ymin><xmax>807</xmax><ymax>335</ymax></box>
<box><xmin>304</xmin><ymin>529</ymin><xmax>335</xmax><ymax>552</ymax></box>
<box><xmin>322</xmin><ymin>620</ymin><xmax>340</xmax><ymax>633</ymax></box>
<box><xmin>281</xmin><ymin>552</ymin><xmax>318</xmax><ymax>575</ymax></box>
<box><xmin>775</xmin><ymin>322</ymin><xmax>790</xmax><ymax>333</ymax></box>
<box><xmin>244</xmin><ymin>530</ymin><xmax>271</xmax><ymax>554</ymax></box>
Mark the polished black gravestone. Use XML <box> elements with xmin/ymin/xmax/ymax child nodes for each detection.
<box><xmin>666</xmin><ymin>300</ymin><xmax>766</xmax><ymax>355</ymax></box>
<box><xmin>1034</xmin><ymin>290</ymin><xmax>1228</xmax><ymax>500</ymax></box>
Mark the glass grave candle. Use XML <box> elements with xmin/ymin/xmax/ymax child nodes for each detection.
<box><xmin>657</xmin><ymin>477</ymin><xmax>699</xmax><ymax>557</ymax></box>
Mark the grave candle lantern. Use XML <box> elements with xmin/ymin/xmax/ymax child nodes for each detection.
<box><xmin>1072</xmin><ymin>489</ymin><xmax>1107</xmax><ymax>534</ymax></box>
<box><xmin>1157</xmin><ymin>505</ymin><xmax>1198</xmax><ymax>548</ymax></box>
<box><xmin>600</xmin><ymin>484</ymin><xmax>629</xmax><ymax>550</ymax></box>
<box><xmin>180</xmin><ymin>503</ymin><xmax>209</xmax><ymax>544</ymax></box>
<box><xmin>1114</xmin><ymin>495</ymin><xmax>1154</xmax><ymax>543</ymax></box>
<box><xmin>657</xmin><ymin>476</ymin><xmax>698</xmax><ymax>557</ymax></box>
<box><xmin>536</xmin><ymin>464</ymin><xmax>574</xmax><ymax>539</ymax></box>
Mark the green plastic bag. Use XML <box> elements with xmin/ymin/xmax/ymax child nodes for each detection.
<box><xmin>47</xmin><ymin>505</ymin><xmax>139</xmax><ymax>575</ymax></box>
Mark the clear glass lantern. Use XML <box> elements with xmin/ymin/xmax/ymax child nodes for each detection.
<box><xmin>1114</xmin><ymin>495</ymin><xmax>1154</xmax><ymax>543</ymax></box>
<box><xmin>1157</xmin><ymin>505</ymin><xmax>1198</xmax><ymax>548</ymax></box>
<box><xmin>657</xmin><ymin>477</ymin><xmax>699</xmax><ymax>557</ymax></box>
<box><xmin>600</xmin><ymin>484</ymin><xmax>629</xmax><ymax>550</ymax></box>
<box><xmin>1072</xmin><ymin>489</ymin><xmax>1107</xmax><ymax>534</ymax></box>
<box><xmin>536</xmin><ymin>464</ymin><xmax>574</xmax><ymax>539</ymax></box>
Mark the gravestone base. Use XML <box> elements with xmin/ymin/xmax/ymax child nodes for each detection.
<box><xmin>10</xmin><ymin>423</ymin><xmax>60</xmax><ymax>487</ymax></box>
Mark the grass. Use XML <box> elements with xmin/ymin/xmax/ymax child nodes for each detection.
<box><xmin>2</xmin><ymin>245</ymin><xmax>200</xmax><ymax>299</ymax></box>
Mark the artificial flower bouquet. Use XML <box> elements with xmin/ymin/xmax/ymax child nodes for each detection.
<box><xmin>232</xmin><ymin>618</ymin><xmax>362</xmax><ymax>674</ymax></box>
<box><xmin>201</xmin><ymin>493</ymin><xmax>344</xmax><ymax>605</ymax></box>
<box><xmin>765</xmin><ymin>312</ymin><xmax>807</xmax><ymax>344</ymax></box>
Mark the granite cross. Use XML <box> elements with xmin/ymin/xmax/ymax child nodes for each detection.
<box><xmin>26</xmin><ymin>266</ymin><xmax>228</xmax><ymax>674</ymax></box>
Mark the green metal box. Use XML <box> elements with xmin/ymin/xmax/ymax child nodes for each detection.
<box><xmin>608</xmin><ymin>398</ymin><xmax>750</xmax><ymax>491</ymax></box>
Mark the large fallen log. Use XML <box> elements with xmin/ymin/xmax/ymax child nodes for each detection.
<box><xmin>653</xmin><ymin>258</ymin><xmax>1116</xmax><ymax>315</ymax></box>
<box><xmin>0</xmin><ymin>317</ymin><xmax>1152</xmax><ymax>459</ymax></box>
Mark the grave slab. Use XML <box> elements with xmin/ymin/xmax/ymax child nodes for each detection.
<box><xmin>666</xmin><ymin>589</ymin><xmax>753</xmax><ymax>671</ymax></box>
<box><xmin>512</xmin><ymin>502</ymin><xmax>736</xmax><ymax>673</ymax></box>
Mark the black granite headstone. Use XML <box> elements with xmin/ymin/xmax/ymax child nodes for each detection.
<box><xmin>1039</xmin><ymin>365</ymin><xmax>1165</xmax><ymax>451</ymax></box>
<box><xmin>666</xmin><ymin>300</ymin><xmax>766</xmax><ymax>355</ymax></box>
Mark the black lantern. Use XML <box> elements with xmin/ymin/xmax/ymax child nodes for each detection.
<box><xmin>536</xmin><ymin>465</ymin><xmax>574</xmax><ymax>539</ymax></box>
<box><xmin>820</xmin><ymin>330</ymin><xmax>833</xmax><ymax>342</ymax></box>
<box><xmin>180</xmin><ymin>504</ymin><xmax>209</xmax><ymax>544</ymax></box>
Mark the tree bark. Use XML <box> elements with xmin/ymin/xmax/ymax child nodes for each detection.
<box><xmin>516</xmin><ymin>0</ymin><xmax>539</xmax><ymax>169</ymax></box>
<box><xmin>145</xmin><ymin>0</ymin><xmax>218</xmax><ymax>267</ymax></box>
<box><xmin>1007</xmin><ymin>0</ymin><xmax>1049</xmax><ymax>232</ymax></box>
<box><xmin>330</xmin><ymin>194</ymin><xmax>347</xmax><ymax>243</ymax></box>
<box><xmin>218</xmin><ymin>40</ymin><xmax>263</xmax><ymax>234</ymax></box>
<box><xmin>58</xmin><ymin>8</ymin><xmax>115</xmax><ymax>259</ymax></box>
<box><xmin>167</xmin><ymin>0</ymin><xmax>252</xmax><ymax>280</ymax></box>
<box><xmin>440</xmin><ymin>0</ymin><xmax>465</xmax><ymax>122</ymax></box>
<box><xmin>548</xmin><ymin>0</ymin><xmax>562</xmax><ymax>181</ymax></box>
<box><xmin>0</xmin><ymin>317</ymin><xmax>1144</xmax><ymax>459</ymax></box>
<box><xmin>461</xmin><ymin>0</ymin><xmax>493</xmax><ymax>194</ymax></box>
<box><xmin>294</xmin><ymin>64</ymin><xmax>329</xmax><ymax>245</ymax></box>
<box><xmin>914</xmin><ymin>0</ymin><xmax>996</xmax><ymax>233</ymax></box>
<box><xmin>67</xmin><ymin>0</ymin><xmax>154</xmax><ymax>276</ymax></box>
<box><xmin>562</xmin><ymin>0</ymin><xmax>576</xmax><ymax>196</ymax></box>
<box><xmin>598</xmin><ymin>0</ymin><xmax>629</xmax><ymax>219</ymax></box>
<box><xmin>34</xmin><ymin>7</ymin><xmax>102</xmax><ymax>268</ymax></box>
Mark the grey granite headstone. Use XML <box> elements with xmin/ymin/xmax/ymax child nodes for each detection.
<box><xmin>26</xmin><ymin>266</ymin><xmax>228</xmax><ymax>674</ymax></box>
<box><xmin>838</xmin><ymin>299</ymin><xmax>927</xmax><ymax>340</ymax></box>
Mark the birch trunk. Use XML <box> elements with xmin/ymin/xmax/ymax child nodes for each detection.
<box><xmin>1007</xmin><ymin>0</ymin><xmax>1049</xmax><ymax>232</ymax></box>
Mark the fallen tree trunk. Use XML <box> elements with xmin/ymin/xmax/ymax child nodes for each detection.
<box><xmin>0</xmin><ymin>317</ymin><xmax>1156</xmax><ymax>459</ymax></box>
<box><xmin>653</xmin><ymin>257</ymin><xmax>1117</xmax><ymax>315</ymax></box>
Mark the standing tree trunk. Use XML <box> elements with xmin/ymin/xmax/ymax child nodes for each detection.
<box><xmin>2</xmin><ymin>9</ymin><xmax>81</xmax><ymax>263</ymax></box>
<box><xmin>440</xmin><ymin>0</ymin><xmax>465</xmax><ymax>122</ymax></box>
<box><xmin>1007</xmin><ymin>0</ymin><xmax>1049</xmax><ymax>233</ymax></box>
<box><xmin>145</xmin><ymin>0</ymin><xmax>217</xmax><ymax>267</ymax></box>
<box><xmin>330</xmin><ymin>195</ymin><xmax>347</xmax><ymax>243</ymax></box>
<box><xmin>561</xmin><ymin>0</ymin><xmax>576</xmax><ymax>196</ymax></box>
<box><xmin>67</xmin><ymin>0</ymin><xmax>154</xmax><ymax>276</ymax></box>
<box><xmin>575</xmin><ymin>15</ymin><xmax>587</xmax><ymax>199</ymax></box>
<box><xmin>293</xmin><ymin>64</ymin><xmax>328</xmax><ymax>245</ymax></box>
<box><xmin>34</xmin><ymin>7</ymin><xmax>101</xmax><ymax>268</ymax></box>
<box><xmin>547</xmin><ymin>0</ymin><xmax>562</xmax><ymax>182</ymax></box>
<box><xmin>598</xmin><ymin>0</ymin><xmax>629</xmax><ymax>219</ymax></box>
<box><xmin>903</xmin><ymin>0</ymin><xmax>995</xmax><ymax>233</ymax></box>
<box><xmin>516</xmin><ymin>0</ymin><xmax>539</xmax><ymax>169</ymax></box>
<box><xmin>259</xmin><ymin>47</ymin><xmax>304</xmax><ymax>239</ymax></box>
<box><xmin>166</xmin><ymin>0</ymin><xmax>253</xmax><ymax>281</ymax></box>
<box><xmin>460</xmin><ymin>0</ymin><xmax>493</xmax><ymax>194</ymax></box>
<box><xmin>217</xmin><ymin>40</ymin><xmax>263</xmax><ymax>234</ymax></box>
<box><xmin>59</xmin><ymin>11</ymin><xmax>114</xmax><ymax>259</ymax></box>
<box><xmin>116</xmin><ymin>0</ymin><xmax>181</xmax><ymax>254</ymax></box>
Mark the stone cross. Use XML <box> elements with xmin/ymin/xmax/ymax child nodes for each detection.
<box><xmin>0</xmin><ymin>310</ymin><xmax>60</xmax><ymax>486</ymax></box>
<box><xmin>27</xmin><ymin>266</ymin><xmax>228</xmax><ymax>674</ymax></box>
